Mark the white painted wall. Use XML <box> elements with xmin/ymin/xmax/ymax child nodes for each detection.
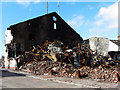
<box><xmin>89</xmin><ymin>37</ymin><xmax>109</xmax><ymax>56</ymax></box>
<box><xmin>9</xmin><ymin>58</ymin><xmax>17</xmax><ymax>69</ymax></box>
<box><xmin>108</xmin><ymin>41</ymin><xmax>118</xmax><ymax>52</ymax></box>
<box><xmin>4</xmin><ymin>47</ymin><xmax>9</xmax><ymax>68</ymax></box>
<box><xmin>5</xmin><ymin>30</ymin><xmax>13</xmax><ymax>44</ymax></box>
<box><xmin>88</xmin><ymin>37</ymin><xmax>119</xmax><ymax>56</ymax></box>
<box><xmin>5</xmin><ymin>30</ymin><xmax>13</xmax><ymax>68</ymax></box>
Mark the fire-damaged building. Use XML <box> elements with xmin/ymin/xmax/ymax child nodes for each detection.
<box><xmin>5</xmin><ymin>12</ymin><xmax>83</xmax><ymax>69</ymax></box>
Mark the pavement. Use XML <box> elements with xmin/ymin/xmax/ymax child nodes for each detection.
<box><xmin>1</xmin><ymin>68</ymin><xmax>120</xmax><ymax>89</ymax></box>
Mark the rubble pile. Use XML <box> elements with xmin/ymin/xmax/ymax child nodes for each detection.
<box><xmin>22</xmin><ymin>40</ymin><xmax>78</xmax><ymax>65</ymax></box>
<box><xmin>20</xmin><ymin>61</ymin><xmax>120</xmax><ymax>82</ymax></box>
<box><xmin>21</xmin><ymin>60</ymin><xmax>90</xmax><ymax>78</ymax></box>
<box><xmin>89</xmin><ymin>67</ymin><xmax>120</xmax><ymax>82</ymax></box>
<box><xmin>16</xmin><ymin>40</ymin><xmax>120</xmax><ymax>83</ymax></box>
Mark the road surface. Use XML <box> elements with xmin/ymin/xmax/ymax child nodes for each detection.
<box><xmin>1</xmin><ymin>69</ymin><xmax>119</xmax><ymax>89</ymax></box>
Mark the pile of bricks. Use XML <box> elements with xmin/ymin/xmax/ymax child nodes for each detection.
<box><xmin>21</xmin><ymin>60</ymin><xmax>120</xmax><ymax>82</ymax></box>
<box><xmin>21</xmin><ymin>61</ymin><xmax>89</xmax><ymax>78</ymax></box>
<box><xmin>89</xmin><ymin>67</ymin><xmax>120</xmax><ymax>82</ymax></box>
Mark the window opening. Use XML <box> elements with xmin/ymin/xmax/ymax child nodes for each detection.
<box><xmin>53</xmin><ymin>16</ymin><xmax>57</xmax><ymax>21</ymax></box>
<box><xmin>54</xmin><ymin>23</ymin><xmax>56</xmax><ymax>29</ymax></box>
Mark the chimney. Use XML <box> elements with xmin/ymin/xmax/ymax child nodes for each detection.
<box><xmin>118</xmin><ymin>35</ymin><xmax>120</xmax><ymax>40</ymax></box>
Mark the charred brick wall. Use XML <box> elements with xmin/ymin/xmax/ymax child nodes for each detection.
<box><xmin>7</xmin><ymin>12</ymin><xmax>83</xmax><ymax>52</ymax></box>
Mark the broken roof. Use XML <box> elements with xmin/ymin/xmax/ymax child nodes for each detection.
<box><xmin>7</xmin><ymin>12</ymin><xmax>73</xmax><ymax>31</ymax></box>
<box><xmin>110</xmin><ymin>40</ymin><xmax>119</xmax><ymax>46</ymax></box>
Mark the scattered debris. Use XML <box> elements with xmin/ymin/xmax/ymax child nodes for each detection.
<box><xmin>15</xmin><ymin>40</ymin><xmax>120</xmax><ymax>83</ymax></box>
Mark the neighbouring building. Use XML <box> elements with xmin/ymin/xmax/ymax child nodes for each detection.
<box><xmin>108</xmin><ymin>40</ymin><xmax>120</xmax><ymax>60</ymax></box>
<box><xmin>84</xmin><ymin>37</ymin><xmax>120</xmax><ymax>60</ymax></box>
<box><xmin>5</xmin><ymin>12</ymin><xmax>83</xmax><ymax>69</ymax></box>
<box><xmin>108</xmin><ymin>36</ymin><xmax>120</xmax><ymax>60</ymax></box>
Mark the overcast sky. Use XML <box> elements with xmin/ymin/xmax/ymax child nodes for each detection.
<box><xmin>0</xmin><ymin>0</ymin><xmax>118</xmax><ymax>57</ymax></box>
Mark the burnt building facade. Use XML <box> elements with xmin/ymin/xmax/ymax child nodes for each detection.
<box><xmin>5</xmin><ymin>12</ymin><xmax>83</xmax><ymax>68</ymax></box>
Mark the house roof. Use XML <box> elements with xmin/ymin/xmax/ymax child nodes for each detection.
<box><xmin>7</xmin><ymin>12</ymin><xmax>59</xmax><ymax>29</ymax></box>
<box><xmin>110</xmin><ymin>40</ymin><xmax>119</xmax><ymax>46</ymax></box>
